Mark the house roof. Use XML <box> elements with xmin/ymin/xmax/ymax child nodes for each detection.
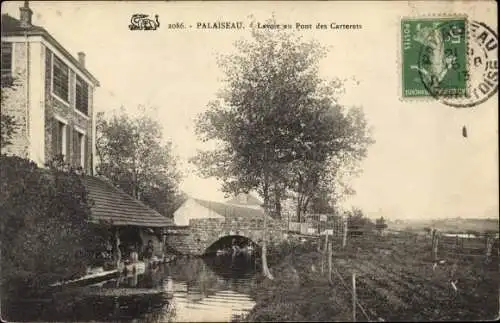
<box><xmin>82</xmin><ymin>176</ymin><xmax>174</xmax><ymax>227</ymax></box>
<box><xmin>226</xmin><ymin>193</ymin><xmax>263</xmax><ymax>206</ymax></box>
<box><xmin>1</xmin><ymin>13</ymin><xmax>100</xmax><ymax>86</ymax></box>
<box><xmin>193</xmin><ymin>198</ymin><xmax>266</xmax><ymax>219</ymax></box>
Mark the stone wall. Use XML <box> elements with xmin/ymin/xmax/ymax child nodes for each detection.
<box><xmin>165</xmin><ymin>232</ymin><xmax>201</xmax><ymax>255</ymax></box>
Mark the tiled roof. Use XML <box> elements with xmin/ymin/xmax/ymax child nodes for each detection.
<box><xmin>83</xmin><ymin>176</ymin><xmax>174</xmax><ymax>227</ymax></box>
<box><xmin>193</xmin><ymin>198</ymin><xmax>266</xmax><ymax>219</ymax></box>
<box><xmin>1</xmin><ymin>14</ymin><xmax>100</xmax><ymax>86</ymax></box>
<box><xmin>226</xmin><ymin>193</ymin><xmax>263</xmax><ymax>206</ymax></box>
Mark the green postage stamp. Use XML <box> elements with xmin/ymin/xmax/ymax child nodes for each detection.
<box><xmin>401</xmin><ymin>16</ymin><xmax>468</xmax><ymax>98</ymax></box>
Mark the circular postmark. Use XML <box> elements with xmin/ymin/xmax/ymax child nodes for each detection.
<box><xmin>417</xmin><ymin>20</ymin><xmax>498</xmax><ymax>108</ymax></box>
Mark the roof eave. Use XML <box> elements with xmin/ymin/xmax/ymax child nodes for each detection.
<box><xmin>83</xmin><ymin>176</ymin><xmax>175</xmax><ymax>228</ymax></box>
<box><xmin>89</xmin><ymin>218</ymin><xmax>172</xmax><ymax>228</ymax></box>
<box><xmin>2</xmin><ymin>29</ymin><xmax>100</xmax><ymax>87</ymax></box>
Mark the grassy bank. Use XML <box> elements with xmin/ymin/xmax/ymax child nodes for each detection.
<box><xmin>245</xmin><ymin>234</ymin><xmax>499</xmax><ymax>322</ymax></box>
<box><xmin>245</xmin><ymin>239</ymin><xmax>354</xmax><ymax>322</ymax></box>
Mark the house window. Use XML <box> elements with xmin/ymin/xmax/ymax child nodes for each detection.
<box><xmin>74</xmin><ymin>129</ymin><xmax>85</xmax><ymax>169</ymax></box>
<box><xmin>52</xmin><ymin>55</ymin><xmax>69</xmax><ymax>102</ymax></box>
<box><xmin>1</xmin><ymin>42</ymin><xmax>13</xmax><ymax>87</ymax></box>
<box><xmin>52</xmin><ymin>119</ymin><xmax>67</xmax><ymax>160</ymax></box>
<box><xmin>75</xmin><ymin>75</ymin><xmax>89</xmax><ymax>115</ymax></box>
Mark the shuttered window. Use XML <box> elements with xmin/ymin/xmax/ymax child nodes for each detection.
<box><xmin>1</xmin><ymin>42</ymin><xmax>13</xmax><ymax>87</ymax></box>
<box><xmin>75</xmin><ymin>75</ymin><xmax>89</xmax><ymax>115</ymax></box>
<box><xmin>52</xmin><ymin>119</ymin><xmax>67</xmax><ymax>160</ymax></box>
<box><xmin>52</xmin><ymin>55</ymin><xmax>69</xmax><ymax>102</ymax></box>
<box><xmin>80</xmin><ymin>134</ymin><xmax>85</xmax><ymax>169</ymax></box>
<box><xmin>73</xmin><ymin>129</ymin><xmax>85</xmax><ymax>169</ymax></box>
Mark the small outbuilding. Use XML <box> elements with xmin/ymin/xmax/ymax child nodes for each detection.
<box><xmin>82</xmin><ymin>176</ymin><xmax>175</xmax><ymax>267</ymax></box>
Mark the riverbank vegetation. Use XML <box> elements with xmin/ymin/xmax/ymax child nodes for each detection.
<box><xmin>0</xmin><ymin>155</ymin><xmax>106</xmax><ymax>298</ymax></box>
<box><xmin>245</xmin><ymin>232</ymin><xmax>499</xmax><ymax>322</ymax></box>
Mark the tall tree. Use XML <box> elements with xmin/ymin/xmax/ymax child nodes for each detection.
<box><xmin>308</xmin><ymin>187</ymin><xmax>335</xmax><ymax>215</ymax></box>
<box><xmin>292</xmin><ymin>106</ymin><xmax>373</xmax><ymax>222</ymax></box>
<box><xmin>192</xmin><ymin>21</ymin><xmax>373</xmax><ymax>278</ymax></box>
<box><xmin>96</xmin><ymin>107</ymin><xmax>183</xmax><ymax>217</ymax></box>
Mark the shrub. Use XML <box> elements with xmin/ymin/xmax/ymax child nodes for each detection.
<box><xmin>267</xmin><ymin>238</ymin><xmax>317</xmax><ymax>267</ymax></box>
<box><xmin>0</xmin><ymin>75</ymin><xmax>22</xmax><ymax>150</ymax></box>
<box><xmin>0</xmin><ymin>155</ymin><xmax>105</xmax><ymax>294</ymax></box>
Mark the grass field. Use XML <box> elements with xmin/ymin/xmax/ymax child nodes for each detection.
<box><xmin>246</xmin><ymin>233</ymin><xmax>499</xmax><ymax>322</ymax></box>
<box><xmin>330</xmin><ymin>233</ymin><xmax>499</xmax><ymax>321</ymax></box>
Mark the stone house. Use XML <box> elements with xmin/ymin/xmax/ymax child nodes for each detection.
<box><xmin>1</xmin><ymin>2</ymin><xmax>98</xmax><ymax>172</ymax></box>
<box><xmin>1</xmin><ymin>2</ymin><xmax>173</xmax><ymax>265</ymax></box>
<box><xmin>173</xmin><ymin>195</ymin><xmax>265</xmax><ymax>227</ymax></box>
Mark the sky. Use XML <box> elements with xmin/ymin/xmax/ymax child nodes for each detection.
<box><xmin>2</xmin><ymin>1</ymin><xmax>498</xmax><ymax>220</ymax></box>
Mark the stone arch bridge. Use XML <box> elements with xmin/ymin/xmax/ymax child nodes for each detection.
<box><xmin>165</xmin><ymin>215</ymin><xmax>287</xmax><ymax>256</ymax></box>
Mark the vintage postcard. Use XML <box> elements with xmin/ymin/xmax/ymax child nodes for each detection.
<box><xmin>0</xmin><ymin>1</ymin><xmax>498</xmax><ymax>322</ymax></box>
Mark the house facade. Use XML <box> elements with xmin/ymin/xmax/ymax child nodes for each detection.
<box><xmin>1</xmin><ymin>2</ymin><xmax>99</xmax><ymax>174</ymax></box>
<box><xmin>173</xmin><ymin>196</ymin><xmax>275</xmax><ymax>225</ymax></box>
<box><xmin>173</xmin><ymin>197</ymin><xmax>226</xmax><ymax>226</ymax></box>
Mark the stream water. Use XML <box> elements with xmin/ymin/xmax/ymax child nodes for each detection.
<box><xmin>4</xmin><ymin>256</ymin><xmax>258</xmax><ymax>322</ymax></box>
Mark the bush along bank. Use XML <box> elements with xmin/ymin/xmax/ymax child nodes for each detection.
<box><xmin>0</xmin><ymin>155</ymin><xmax>107</xmax><ymax>299</ymax></box>
<box><xmin>244</xmin><ymin>238</ymin><xmax>354</xmax><ymax>322</ymax></box>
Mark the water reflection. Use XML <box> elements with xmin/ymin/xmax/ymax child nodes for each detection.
<box><xmin>4</xmin><ymin>256</ymin><xmax>257</xmax><ymax>323</ymax></box>
<box><xmin>153</xmin><ymin>256</ymin><xmax>257</xmax><ymax>323</ymax></box>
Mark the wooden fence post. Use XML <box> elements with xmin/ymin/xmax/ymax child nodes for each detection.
<box><xmin>352</xmin><ymin>272</ymin><xmax>357</xmax><ymax>322</ymax></box>
<box><xmin>433</xmin><ymin>232</ymin><xmax>439</xmax><ymax>262</ymax></box>
<box><xmin>321</xmin><ymin>233</ymin><xmax>327</xmax><ymax>274</ymax></box>
<box><xmin>114</xmin><ymin>227</ymin><xmax>121</xmax><ymax>271</ymax></box>
<box><xmin>485</xmin><ymin>236</ymin><xmax>494</xmax><ymax>263</ymax></box>
<box><xmin>324</xmin><ymin>232</ymin><xmax>329</xmax><ymax>254</ymax></box>
<box><xmin>431</xmin><ymin>230</ymin><xmax>435</xmax><ymax>259</ymax></box>
<box><xmin>342</xmin><ymin>216</ymin><xmax>348</xmax><ymax>249</ymax></box>
<box><xmin>321</xmin><ymin>233</ymin><xmax>328</xmax><ymax>274</ymax></box>
<box><xmin>328</xmin><ymin>242</ymin><xmax>333</xmax><ymax>283</ymax></box>
<box><xmin>430</xmin><ymin>233</ymin><xmax>434</xmax><ymax>260</ymax></box>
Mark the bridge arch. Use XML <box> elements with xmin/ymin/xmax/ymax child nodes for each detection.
<box><xmin>165</xmin><ymin>217</ymin><xmax>287</xmax><ymax>256</ymax></box>
<box><xmin>203</xmin><ymin>233</ymin><xmax>262</xmax><ymax>256</ymax></box>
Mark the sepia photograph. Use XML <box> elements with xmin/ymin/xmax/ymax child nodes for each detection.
<box><xmin>0</xmin><ymin>1</ymin><xmax>498</xmax><ymax>322</ymax></box>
